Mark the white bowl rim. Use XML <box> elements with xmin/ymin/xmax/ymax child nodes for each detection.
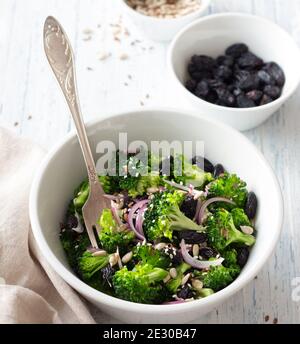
<box><xmin>119</xmin><ymin>0</ymin><xmax>211</xmax><ymax>23</ymax></box>
<box><xmin>168</xmin><ymin>12</ymin><xmax>300</xmax><ymax>113</ymax></box>
<box><xmin>29</xmin><ymin>107</ymin><xmax>283</xmax><ymax>315</ymax></box>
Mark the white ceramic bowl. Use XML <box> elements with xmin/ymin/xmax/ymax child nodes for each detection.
<box><xmin>119</xmin><ymin>0</ymin><xmax>211</xmax><ymax>42</ymax></box>
<box><xmin>29</xmin><ymin>108</ymin><xmax>283</xmax><ymax>324</ymax></box>
<box><xmin>168</xmin><ymin>13</ymin><xmax>300</xmax><ymax>131</ymax></box>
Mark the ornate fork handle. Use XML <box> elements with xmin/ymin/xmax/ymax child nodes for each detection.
<box><xmin>43</xmin><ymin>16</ymin><xmax>99</xmax><ymax>185</ymax></box>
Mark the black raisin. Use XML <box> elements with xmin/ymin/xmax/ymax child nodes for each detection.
<box><xmin>215</xmin><ymin>87</ymin><xmax>235</xmax><ymax>107</ymax></box>
<box><xmin>199</xmin><ymin>247</ymin><xmax>215</xmax><ymax>259</ymax></box>
<box><xmin>237</xmin><ymin>247</ymin><xmax>250</xmax><ymax>268</ymax></box>
<box><xmin>185</xmin><ymin>79</ymin><xmax>197</xmax><ymax>92</ymax></box>
<box><xmin>260</xmin><ymin>94</ymin><xmax>273</xmax><ymax>105</ymax></box>
<box><xmin>213</xmin><ymin>65</ymin><xmax>232</xmax><ymax>81</ymax></box>
<box><xmin>225</xmin><ymin>43</ymin><xmax>249</xmax><ymax>58</ymax></box>
<box><xmin>180</xmin><ymin>194</ymin><xmax>198</xmax><ymax>219</ymax></box>
<box><xmin>263</xmin><ymin>85</ymin><xmax>281</xmax><ymax>99</ymax></box>
<box><xmin>66</xmin><ymin>214</ymin><xmax>78</xmax><ymax>229</ymax></box>
<box><xmin>191</xmin><ymin>55</ymin><xmax>215</xmax><ymax>71</ymax></box>
<box><xmin>206</xmin><ymin>78</ymin><xmax>226</xmax><ymax>89</ymax></box>
<box><xmin>101</xmin><ymin>265</ymin><xmax>115</xmax><ymax>286</ymax></box>
<box><xmin>235</xmin><ymin>71</ymin><xmax>260</xmax><ymax>90</ymax></box>
<box><xmin>216</xmin><ymin>55</ymin><xmax>234</xmax><ymax>67</ymax></box>
<box><xmin>164</xmin><ymin>246</ymin><xmax>182</xmax><ymax>265</ymax></box>
<box><xmin>263</xmin><ymin>62</ymin><xmax>285</xmax><ymax>87</ymax></box>
<box><xmin>238</xmin><ymin>52</ymin><xmax>263</xmax><ymax>70</ymax></box>
<box><xmin>188</xmin><ymin>63</ymin><xmax>213</xmax><ymax>80</ymax></box>
<box><xmin>236</xmin><ymin>94</ymin><xmax>256</xmax><ymax>108</ymax></box>
<box><xmin>205</xmin><ymin>91</ymin><xmax>218</xmax><ymax>103</ymax></box>
<box><xmin>177</xmin><ymin>285</ymin><xmax>194</xmax><ymax>299</ymax></box>
<box><xmin>257</xmin><ymin>70</ymin><xmax>275</xmax><ymax>86</ymax></box>
<box><xmin>213</xmin><ymin>164</ymin><xmax>225</xmax><ymax>178</ymax></box>
<box><xmin>246</xmin><ymin>90</ymin><xmax>263</xmax><ymax>103</ymax></box>
<box><xmin>192</xmin><ymin>156</ymin><xmax>214</xmax><ymax>173</ymax></box>
<box><xmin>245</xmin><ymin>191</ymin><xmax>258</xmax><ymax>219</ymax></box>
<box><xmin>233</xmin><ymin>88</ymin><xmax>242</xmax><ymax>96</ymax></box>
<box><xmin>178</xmin><ymin>231</ymin><xmax>207</xmax><ymax>244</ymax></box>
<box><xmin>194</xmin><ymin>80</ymin><xmax>210</xmax><ymax>99</ymax></box>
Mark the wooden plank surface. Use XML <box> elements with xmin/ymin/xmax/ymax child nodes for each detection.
<box><xmin>0</xmin><ymin>0</ymin><xmax>299</xmax><ymax>324</ymax></box>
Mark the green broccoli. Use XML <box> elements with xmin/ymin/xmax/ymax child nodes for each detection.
<box><xmin>206</xmin><ymin>209</ymin><xmax>255</xmax><ymax>251</ymax></box>
<box><xmin>134</xmin><ymin>244</ymin><xmax>170</xmax><ymax>269</ymax></box>
<box><xmin>98</xmin><ymin>209</ymin><xmax>135</xmax><ymax>253</ymax></box>
<box><xmin>112</xmin><ymin>264</ymin><xmax>169</xmax><ymax>304</ymax></box>
<box><xmin>143</xmin><ymin>190</ymin><xmax>205</xmax><ymax>241</ymax></box>
<box><xmin>73</xmin><ymin>177</ymin><xmax>117</xmax><ymax>212</ymax></box>
<box><xmin>166</xmin><ymin>262</ymin><xmax>191</xmax><ymax>294</ymax></box>
<box><xmin>109</xmin><ymin>151</ymin><xmax>163</xmax><ymax>198</ymax></box>
<box><xmin>197</xmin><ymin>288</ymin><xmax>215</xmax><ymax>298</ymax></box>
<box><xmin>172</xmin><ymin>155</ymin><xmax>213</xmax><ymax>188</ymax></box>
<box><xmin>231</xmin><ymin>208</ymin><xmax>252</xmax><ymax>228</ymax></box>
<box><xmin>207</xmin><ymin>173</ymin><xmax>248</xmax><ymax>208</ymax></box>
<box><xmin>78</xmin><ymin>251</ymin><xmax>111</xmax><ymax>280</ymax></box>
<box><xmin>194</xmin><ymin>265</ymin><xmax>239</xmax><ymax>291</ymax></box>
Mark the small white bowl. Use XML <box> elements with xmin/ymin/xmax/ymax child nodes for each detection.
<box><xmin>29</xmin><ymin>108</ymin><xmax>283</xmax><ymax>324</ymax></box>
<box><xmin>119</xmin><ymin>0</ymin><xmax>211</xmax><ymax>42</ymax></box>
<box><xmin>168</xmin><ymin>13</ymin><xmax>300</xmax><ymax>131</ymax></box>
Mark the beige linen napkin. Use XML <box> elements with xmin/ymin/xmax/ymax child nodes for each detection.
<box><xmin>0</xmin><ymin>127</ymin><xmax>95</xmax><ymax>324</ymax></box>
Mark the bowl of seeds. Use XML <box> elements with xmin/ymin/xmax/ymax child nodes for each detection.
<box><xmin>119</xmin><ymin>0</ymin><xmax>211</xmax><ymax>41</ymax></box>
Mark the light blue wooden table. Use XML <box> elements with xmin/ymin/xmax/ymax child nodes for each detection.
<box><xmin>0</xmin><ymin>0</ymin><xmax>299</xmax><ymax>323</ymax></box>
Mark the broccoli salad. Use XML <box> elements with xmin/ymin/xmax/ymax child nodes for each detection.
<box><xmin>60</xmin><ymin>152</ymin><xmax>257</xmax><ymax>305</ymax></box>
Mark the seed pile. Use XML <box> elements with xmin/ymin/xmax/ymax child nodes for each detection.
<box><xmin>186</xmin><ymin>43</ymin><xmax>285</xmax><ymax>108</ymax></box>
<box><xmin>126</xmin><ymin>0</ymin><xmax>201</xmax><ymax>18</ymax></box>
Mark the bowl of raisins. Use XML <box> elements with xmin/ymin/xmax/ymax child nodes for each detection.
<box><xmin>168</xmin><ymin>13</ymin><xmax>300</xmax><ymax>130</ymax></box>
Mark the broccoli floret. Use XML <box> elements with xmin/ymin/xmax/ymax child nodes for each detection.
<box><xmin>207</xmin><ymin>173</ymin><xmax>248</xmax><ymax>208</ymax></box>
<box><xmin>78</xmin><ymin>251</ymin><xmax>111</xmax><ymax>280</ymax></box>
<box><xmin>172</xmin><ymin>155</ymin><xmax>213</xmax><ymax>188</ymax></box>
<box><xmin>206</xmin><ymin>209</ymin><xmax>255</xmax><ymax>251</ymax></box>
<box><xmin>98</xmin><ymin>209</ymin><xmax>135</xmax><ymax>253</ymax></box>
<box><xmin>73</xmin><ymin>177</ymin><xmax>117</xmax><ymax>212</ymax></box>
<box><xmin>134</xmin><ymin>244</ymin><xmax>170</xmax><ymax>269</ymax></box>
<box><xmin>166</xmin><ymin>262</ymin><xmax>191</xmax><ymax>294</ymax></box>
<box><xmin>197</xmin><ymin>288</ymin><xmax>215</xmax><ymax>298</ymax></box>
<box><xmin>112</xmin><ymin>264</ymin><xmax>169</xmax><ymax>304</ymax></box>
<box><xmin>195</xmin><ymin>265</ymin><xmax>239</xmax><ymax>291</ymax></box>
<box><xmin>231</xmin><ymin>208</ymin><xmax>252</xmax><ymax>228</ymax></box>
<box><xmin>143</xmin><ymin>190</ymin><xmax>205</xmax><ymax>241</ymax></box>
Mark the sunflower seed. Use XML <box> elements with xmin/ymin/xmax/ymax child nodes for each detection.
<box><xmin>191</xmin><ymin>279</ymin><xmax>203</xmax><ymax>291</ymax></box>
<box><xmin>121</xmin><ymin>251</ymin><xmax>133</xmax><ymax>264</ymax></box>
<box><xmin>240</xmin><ymin>225</ymin><xmax>254</xmax><ymax>235</ymax></box>
<box><xmin>170</xmin><ymin>268</ymin><xmax>177</xmax><ymax>279</ymax></box>
<box><xmin>155</xmin><ymin>242</ymin><xmax>167</xmax><ymax>250</ymax></box>
<box><xmin>192</xmin><ymin>244</ymin><xmax>199</xmax><ymax>257</ymax></box>
<box><xmin>181</xmin><ymin>273</ymin><xmax>191</xmax><ymax>286</ymax></box>
<box><xmin>163</xmin><ymin>274</ymin><xmax>171</xmax><ymax>283</ymax></box>
<box><xmin>92</xmin><ymin>250</ymin><xmax>107</xmax><ymax>257</ymax></box>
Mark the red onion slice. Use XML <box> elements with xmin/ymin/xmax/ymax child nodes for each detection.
<box><xmin>180</xmin><ymin>239</ymin><xmax>224</xmax><ymax>270</ymax></box>
<box><xmin>135</xmin><ymin>205</ymin><xmax>147</xmax><ymax>237</ymax></box>
<box><xmin>127</xmin><ymin>199</ymin><xmax>149</xmax><ymax>240</ymax></box>
<box><xmin>193</xmin><ymin>199</ymin><xmax>202</xmax><ymax>223</ymax></box>
<box><xmin>198</xmin><ymin>197</ymin><xmax>235</xmax><ymax>224</ymax></box>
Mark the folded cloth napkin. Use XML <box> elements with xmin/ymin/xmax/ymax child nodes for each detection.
<box><xmin>0</xmin><ymin>127</ymin><xmax>95</xmax><ymax>324</ymax></box>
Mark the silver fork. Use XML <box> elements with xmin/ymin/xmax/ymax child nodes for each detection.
<box><xmin>43</xmin><ymin>16</ymin><xmax>109</xmax><ymax>248</ymax></box>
